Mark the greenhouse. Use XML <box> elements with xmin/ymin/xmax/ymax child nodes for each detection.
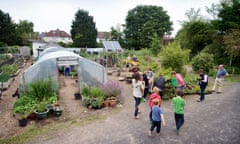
<box><xmin>20</xmin><ymin>47</ymin><xmax>107</xmax><ymax>91</ymax></box>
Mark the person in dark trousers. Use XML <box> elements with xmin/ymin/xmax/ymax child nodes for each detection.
<box><xmin>197</xmin><ymin>69</ymin><xmax>208</xmax><ymax>102</ymax></box>
<box><xmin>155</xmin><ymin>73</ymin><xmax>166</xmax><ymax>98</ymax></box>
<box><xmin>132</xmin><ymin>72</ymin><xmax>144</xmax><ymax>119</ymax></box>
<box><xmin>148</xmin><ymin>87</ymin><xmax>161</xmax><ymax>122</ymax></box>
<box><xmin>148</xmin><ymin>99</ymin><xmax>166</xmax><ymax>136</ymax></box>
<box><xmin>142</xmin><ymin>71</ymin><xmax>149</xmax><ymax>101</ymax></box>
<box><xmin>172</xmin><ymin>90</ymin><xmax>185</xmax><ymax>134</ymax></box>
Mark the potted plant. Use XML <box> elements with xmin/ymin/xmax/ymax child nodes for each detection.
<box><xmin>53</xmin><ymin>105</ymin><xmax>63</xmax><ymax>117</ymax></box>
<box><xmin>13</xmin><ymin>96</ymin><xmax>36</xmax><ymax>127</ymax></box>
<box><xmin>13</xmin><ymin>105</ymin><xmax>30</xmax><ymax>127</ymax></box>
<box><xmin>34</xmin><ymin>101</ymin><xmax>49</xmax><ymax>120</ymax></box>
<box><xmin>101</xmin><ymin>80</ymin><xmax>122</xmax><ymax>99</ymax></box>
<box><xmin>74</xmin><ymin>92</ymin><xmax>81</xmax><ymax>100</ymax></box>
<box><xmin>46</xmin><ymin>94</ymin><xmax>58</xmax><ymax>114</ymax></box>
<box><xmin>108</xmin><ymin>96</ymin><xmax>118</xmax><ymax>107</ymax></box>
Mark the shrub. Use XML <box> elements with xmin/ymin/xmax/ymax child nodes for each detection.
<box><xmin>160</xmin><ymin>42</ymin><xmax>190</xmax><ymax>73</ymax></box>
<box><xmin>101</xmin><ymin>80</ymin><xmax>122</xmax><ymax>98</ymax></box>
<box><xmin>191</xmin><ymin>52</ymin><xmax>214</xmax><ymax>73</ymax></box>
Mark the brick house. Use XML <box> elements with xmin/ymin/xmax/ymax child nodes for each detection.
<box><xmin>42</xmin><ymin>29</ymin><xmax>73</xmax><ymax>44</ymax></box>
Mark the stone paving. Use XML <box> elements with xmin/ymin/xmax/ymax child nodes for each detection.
<box><xmin>27</xmin><ymin>79</ymin><xmax>240</xmax><ymax>144</ymax></box>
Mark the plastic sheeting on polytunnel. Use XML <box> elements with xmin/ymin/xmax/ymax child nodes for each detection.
<box><xmin>20</xmin><ymin>50</ymin><xmax>107</xmax><ymax>92</ymax></box>
<box><xmin>39</xmin><ymin>47</ymin><xmax>66</xmax><ymax>58</ymax></box>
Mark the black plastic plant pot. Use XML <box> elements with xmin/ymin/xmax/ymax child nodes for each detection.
<box><xmin>74</xmin><ymin>93</ymin><xmax>81</xmax><ymax>100</ymax></box>
<box><xmin>18</xmin><ymin>119</ymin><xmax>28</xmax><ymax>127</ymax></box>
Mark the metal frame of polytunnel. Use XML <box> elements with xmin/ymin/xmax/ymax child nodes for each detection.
<box><xmin>19</xmin><ymin>47</ymin><xmax>107</xmax><ymax>95</ymax></box>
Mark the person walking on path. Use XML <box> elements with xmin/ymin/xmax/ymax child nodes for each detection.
<box><xmin>172</xmin><ymin>90</ymin><xmax>185</xmax><ymax>134</ymax></box>
<box><xmin>197</xmin><ymin>69</ymin><xmax>208</xmax><ymax>102</ymax></box>
<box><xmin>155</xmin><ymin>73</ymin><xmax>166</xmax><ymax>99</ymax></box>
<box><xmin>148</xmin><ymin>87</ymin><xmax>162</xmax><ymax>122</ymax></box>
<box><xmin>142</xmin><ymin>71</ymin><xmax>149</xmax><ymax>102</ymax></box>
<box><xmin>147</xmin><ymin>68</ymin><xmax>154</xmax><ymax>92</ymax></box>
<box><xmin>148</xmin><ymin>99</ymin><xmax>166</xmax><ymax>136</ymax></box>
<box><xmin>212</xmin><ymin>64</ymin><xmax>228</xmax><ymax>94</ymax></box>
<box><xmin>132</xmin><ymin>72</ymin><xmax>144</xmax><ymax>119</ymax></box>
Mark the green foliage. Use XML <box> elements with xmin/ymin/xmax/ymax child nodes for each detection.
<box><xmin>47</xmin><ymin>93</ymin><xmax>58</xmax><ymax>104</ymax></box>
<box><xmin>124</xmin><ymin>5</ymin><xmax>172</xmax><ymax>49</ymax></box>
<box><xmin>16</xmin><ymin>20</ymin><xmax>34</xmax><ymax>46</ymax></box>
<box><xmin>13</xmin><ymin>96</ymin><xmax>37</xmax><ymax>119</ymax></box>
<box><xmin>223</xmin><ymin>29</ymin><xmax>240</xmax><ymax>65</ymax></box>
<box><xmin>213</xmin><ymin>0</ymin><xmax>240</xmax><ymax>32</ymax></box>
<box><xmin>1</xmin><ymin>64</ymin><xmax>18</xmax><ymax>75</ymax></box>
<box><xmin>208</xmin><ymin>68</ymin><xmax>217</xmax><ymax>77</ymax></box>
<box><xmin>160</xmin><ymin>42</ymin><xmax>190</xmax><ymax>73</ymax></box>
<box><xmin>82</xmin><ymin>96</ymin><xmax>90</xmax><ymax>106</ymax></box>
<box><xmin>81</xmin><ymin>85</ymin><xmax>105</xmax><ymax>108</ymax></box>
<box><xmin>24</xmin><ymin>78</ymin><xmax>55</xmax><ymax>101</ymax></box>
<box><xmin>176</xmin><ymin>20</ymin><xmax>215</xmax><ymax>58</ymax></box>
<box><xmin>0</xmin><ymin>73</ymin><xmax>10</xmax><ymax>82</ymax></box>
<box><xmin>81</xmin><ymin>84</ymin><xmax>91</xmax><ymax>97</ymax></box>
<box><xmin>191</xmin><ymin>52</ymin><xmax>215</xmax><ymax>73</ymax></box>
<box><xmin>36</xmin><ymin>101</ymin><xmax>48</xmax><ymax>113</ymax></box>
<box><xmin>110</xmin><ymin>25</ymin><xmax>126</xmax><ymax>48</ymax></box>
<box><xmin>158</xmin><ymin>67</ymin><xmax>173</xmax><ymax>80</ymax></box>
<box><xmin>226</xmin><ymin>66</ymin><xmax>240</xmax><ymax>74</ymax></box>
<box><xmin>90</xmin><ymin>86</ymin><xmax>104</xmax><ymax>98</ymax></box>
<box><xmin>0</xmin><ymin>9</ymin><xmax>19</xmax><ymax>46</ymax></box>
<box><xmin>71</xmin><ymin>9</ymin><xmax>97</xmax><ymax>47</ymax></box>
<box><xmin>150</xmin><ymin>33</ymin><xmax>162</xmax><ymax>56</ymax></box>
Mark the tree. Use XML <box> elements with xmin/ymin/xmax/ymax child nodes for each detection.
<box><xmin>160</xmin><ymin>42</ymin><xmax>190</xmax><ymax>73</ymax></box>
<box><xmin>175</xmin><ymin>8</ymin><xmax>216</xmax><ymax>58</ymax></box>
<box><xmin>0</xmin><ymin>9</ymin><xmax>18</xmax><ymax>46</ymax></box>
<box><xmin>110</xmin><ymin>24</ymin><xmax>126</xmax><ymax>48</ymax></box>
<box><xmin>212</xmin><ymin>0</ymin><xmax>240</xmax><ymax>33</ymax></box>
<box><xmin>16</xmin><ymin>20</ymin><xmax>34</xmax><ymax>46</ymax></box>
<box><xmin>150</xmin><ymin>33</ymin><xmax>162</xmax><ymax>56</ymax></box>
<box><xmin>223</xmin><ymin>29</ymin><xmax>240</xmax><ymax>66</ymax></box>
<box><xmin>71</xmin><ymin>9</ymin><xmax>97</xmax><ymax>48</ymax></box>
<box><xmin>124</xmin><ymin>5</ymin><xmax>172</xmax><ymax>50</ymax></box>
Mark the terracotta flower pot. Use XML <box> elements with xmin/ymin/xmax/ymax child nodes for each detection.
<box><xmin>103</xmin><ymin>100</ymin><xmax>110</xmax><ymax>107</ymax></box>
<box><xmin>109</xmin><ymin>99</ymin><xmax>118</xmax><ymax>107</ymax></box>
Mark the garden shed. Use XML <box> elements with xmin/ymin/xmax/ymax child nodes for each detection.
<box><xmin>20</xmin><ymin>47</ymin><xmax>107</xmax><ymax>91</ymax></box>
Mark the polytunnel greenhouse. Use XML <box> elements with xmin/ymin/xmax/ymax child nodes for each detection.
<box><xmin>20</xmin><ymin>47</ymin><xmax>107</xmax><ymax>91</ymax></box>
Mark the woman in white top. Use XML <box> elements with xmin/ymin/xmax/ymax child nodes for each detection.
<box><xmin>132</xmin><ymin>72</ymin><xmax>144</xmax><ymax>119</ymax></box>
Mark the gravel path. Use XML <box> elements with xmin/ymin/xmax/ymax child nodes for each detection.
<box><xmin>26</xmin><ymin>75</ymin><xmax>240</xmax><ymax>144</ymax></box>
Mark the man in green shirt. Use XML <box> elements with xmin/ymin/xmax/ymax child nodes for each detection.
<box><xmin>172</xmin><ymin>90</ymin><xmax>185</xmax><ymax>134</ymax></box>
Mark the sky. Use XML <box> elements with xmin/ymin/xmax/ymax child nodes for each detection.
<box><xmin>0</xmin><ymin>0</ymin><xmax>220</xmax><ymax>36</ymax></box>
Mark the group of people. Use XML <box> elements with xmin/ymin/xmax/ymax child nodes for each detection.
<box><xmin>132</xmin><ymin>70</ymin><xmax>185</xmax><ymax>136</ymax></box>
<box><xmin>131</xmin><ymin>64</ymin><xmax>228</xmax><ymax>136</ymax></box>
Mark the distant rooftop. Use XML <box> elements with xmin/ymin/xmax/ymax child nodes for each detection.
<box><xmin>45</xmin><ymin>29</ymin><xmax>71</xmax><ymax>38</ymax></box>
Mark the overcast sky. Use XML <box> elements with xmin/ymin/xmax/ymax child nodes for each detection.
<box><xmin>0</xmin><ymin>0</ymin><xmax>220</xmax><ymax>36</ymax></box>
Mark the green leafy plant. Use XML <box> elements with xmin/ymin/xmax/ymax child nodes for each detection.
<box><xmin>36</xmin><ymin>101</ymin><xmax>48</xmax><ymax>113</ymax></box>
<box><xmin>81</xmin><ymin>84</ymin><xmax>91</xmax><ymax>97</ymax></box>
<box><xmin>0</xmin><ymin>64</ymin><xmax>18</xmax><ymax>75</ymax></box>
<box><xmin>13</xmin><ymin>96</ymin><xmax>36</xmax><ymax>119</ymax></box>
<box><xmin>90</xmin><ymin>86</ymin><xmax>104</xmax><ymax>98</ymax></box>
<box><xmin>24</xmin><ymin>78</ymin><xmax>56</xmax><ymax>101</ymax></box>
<box><xmin>82</xmin><ymin>96</ymin><xmax>90</xmax><ymax>106</ymax></box>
